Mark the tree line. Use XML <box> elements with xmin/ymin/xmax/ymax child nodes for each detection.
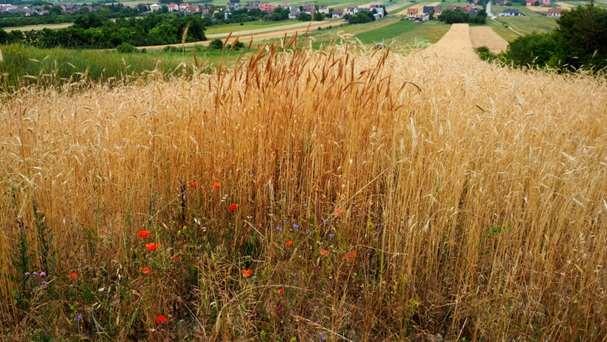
<box><xmin>0</xmin><ymin>13</ymin><xmax>207</xmax><ymax>48</ymax></box>
<box><xmin>0</xmin><ymin>4</ymin><xmax>145</xmax><ymax>28</ymax></box>
<box><xmin>438</xmin><ymin>8</ymin><xmax>487</xmax><ymax>24</ymax></box>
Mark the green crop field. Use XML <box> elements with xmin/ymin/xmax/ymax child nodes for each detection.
<box><xmin>205</xmin><ymin>20</ymin><xmax>297</xmax><ymax>35</ymax></box>
<box><xmin>307</xmin><ymin>17</ymin><xmax>448</xmax><ymax>50</ymax></box>
<box><xmin>355</xmin><ymin>20</ymin><xmax>449</xmax><ymax>47</ymax></box>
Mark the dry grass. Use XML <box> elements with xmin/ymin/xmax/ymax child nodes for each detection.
<box><xmin>469</xmin><ymin>26</ymin><xmax>508</xmax><ymax>54</ymax></box>
<box><xmin>0</xmin><ymin>25</ymin><xmax>606</xmax><ymax>340</ymax></box>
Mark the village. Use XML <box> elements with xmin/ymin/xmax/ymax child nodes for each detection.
<box><xmin>0</xmin><ymin>0</ymin><xmax>386</xmax><ymax>20</ymax></box>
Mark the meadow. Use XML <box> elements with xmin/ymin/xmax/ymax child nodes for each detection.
<box><xmin>0</xmin><ymin>24</ymin><xmax>606</xmax><ymax>340</ymax></box>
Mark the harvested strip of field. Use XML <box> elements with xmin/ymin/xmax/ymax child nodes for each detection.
<box><xmin>420</xmin><ymin>23</ymin><xmax>478</xmax><ymax>60</ymax></box>
<box><xmin>525</xmin><ymin>5</ymin><xmax>550</xmax><ymax>13</ymax></box>
<box><xmin>3</xmin><ymin>22</ymin><xmax>73</xmax><ymax>32</ymax></box>
<box><xmin>469</xmin><ymin>26</ymin><xmax>508</xmax><ymax>53</ymax></box>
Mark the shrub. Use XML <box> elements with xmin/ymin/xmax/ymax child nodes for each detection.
<box><xmin>348</xmin><ymin>10</ymin><xmax>375</xmax><ymax>24</ymax></box>
<box><xmin>117</xmin><ymin>42</ymin><xmax>137</xmax><ymax>53</ymax></box>
<box><xmin>226</xmin><ymin>41</ymin><xmax>245</xmax><ymax>50</ymax></box>
<box><xmin>503</xmin><ymin>32</ymin><xmax>563</xmax><ymax>68</ymax></box>
<box><xmin>475</xmin><ymin>46</ymin><xmax>496</xmax><ymax>61</ymax></box>
<box><xmin>209</xmin><ymin>38</ymin><xmax>224</xmax><ymax>50</ymax></box>
<box><xmin>298</xmin><ymin>12</ymin><xmax>312</xmax><ymax>21</ymax></box>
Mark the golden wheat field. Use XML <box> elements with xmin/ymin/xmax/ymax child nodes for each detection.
<box><xmin>1</xmin><ymin>25</ymin><xmax>606</xmax><ymax>340</ymax></box>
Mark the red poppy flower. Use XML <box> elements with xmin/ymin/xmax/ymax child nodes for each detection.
<box><xmin>284</xmin><ymin>239</ymin><xmax>294</xmax><ymax>248</ymax></box>
<box><xmin>241</xmin><ymin>268</ymin><xmax>254</xmax><ymax>278</ymax></box>
<box><xmin>137</xmin><ymin>229</ymin><xmax>151</xmax><ymax>239</ymax></box>
<box><xmin>141</xmin><ymin>266</ymin><xmax>152</xmax><ymax>275</ymax></box>
<box><xmin>69</xmin><ymin>271</ymin><xmax>79</xmax><ymax>282</ymax></box>
<box><xmin>277</xmin><ymin>287</ymin><xmax>285</xmax><ymax>296</ymax></box>
<box><xmin>228</xmin><ymin>203</ymin><xmax>239</xmax><ymax>213</ymax></box>
<box><xmin>188</xmin><ymin>179</ymin><xmax>199</xmax><ymax>190</ymax></box>
<box><xmin>342</xmin><ymin>249</ymin><xmax>357</xmax><ymax>263</ymax></box>
<box><xmin>319</xmin><ymin>248</ymin><xmax>331</xmax><ymax>257</ymax></box>
<box><xmin>211</xmin><ymin>181</ymin><xmax>221</xmax><ymax>191</ymax></box>
<box><xmin>145</xmin><ymin>242</ymin><xmax>159</xmax><ymax>252</ymax></box>
<box><xmin>155</xmin><ymin>314</ymin><xmax>169</xmax><ymax>325</ymax></box>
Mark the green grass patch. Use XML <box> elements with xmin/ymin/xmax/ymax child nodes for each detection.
<box><xmin>0</xmin><ymin>44</ymin><xmax>246</xmax><ymax>92</ymax></box>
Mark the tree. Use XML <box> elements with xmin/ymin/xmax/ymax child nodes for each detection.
<box><xmin>74</xmin><ymin>13</ymin><xmax>105</xmax><ymax>29</ymax></box>
<box><xmin>557</xmin><ymin>5</ymin><xmax>607</xmax><ymax>69</ymax></box>
<box><xmin>348</xmin><ymin>10</ymin><xmax>375</xmax><ymax>24</ymax></box>
<box><xmin>298</xmin><ymin>12</ymin><xmax>312</xmax><ymax>21</ymax></box>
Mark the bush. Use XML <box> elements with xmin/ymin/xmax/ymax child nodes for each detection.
<box><xmin>117</xmin><ymin>42</ymin><xmax>137</xmax><ymax>53</ymax></box>
<box><xmin>475</xmin><ymin>46</ymin><xmax>496</xmax><ymax>61</ymax></box>
<box><xmin>209</xmin><ymin>38</ymin><xmax>224</xmax><ymax>50</ymax></box>
<box><xmin>348</xmin><ymin>10</ymin><xmax>375</xmax><ymax>24</ymax></box>
<box><xmin>298</xmin><ymin>13</ymin><xmax>312</xmax><ymax>21</ymax></box>
<box><xmin>503</xmin><ymin>32</ymin><xmax>563</xmax><ymax>68</ymax></box>
<box><xmin>226</xmin><ymin>41</ymin><xmax>245</xmax><ymax>50</ymax></box>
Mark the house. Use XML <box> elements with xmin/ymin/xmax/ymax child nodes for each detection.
<box><xmin>288</xmin><ymin>6</ymin><xmax>300</xmax><ymax>18</ymax></box>
<box><xmin>370</xmin><ymin>4</ymin><xmax>385</xmax><ymax>16</ymax></box>
<box><xmin>59</xmin><ymin>4</ymin><xmax>81</xmax><ymax>14</ymax></box>
<box><xmin>433</xmin><ymin>5</ymin><xmax>442</xmax><ymax>16</ymax></box>
<box><xmin>258</xmin><ymin>2</ymin><xmax>276</xmax><ymax>12</ymax></box>
<box><xmin>331</xmin><ymin>8</ymin><xmax>343</xmax><ymax>18</ymax></box>
<box><xmin>200</xmin><ymin>5</ymin><xmax>212</xmax><ymax>15</ymax></box>
<box><xmin>542</xmin><ymin>0</ymin><xmax>551</xmax><ymax>6</ymax></box>
<box><xmin>422</xmin><ymin>5</ymin><xmax>434</xmax><ymax>15</ymax></box>
<box><xmin>179</xmin><ymin>3</ymin><xmax>201</xmax><ymax>13</ymax></box>
<box><xmin>407</xmin><ymin>7</ymin><xmax>419</xmax><ymax>16</ymax></box>
<box><xmin>167</xmin><ymin>3</ymin><xmax>179</xmax><ymax>12</ymax></box>
<box><xmin>463</xmin><ymin>4</ymin><xmax>477</xmax><ymax>13</ymax></box>
<box><xmin>246</xmin><ymin>0</ymin><xmax>260</xmax><ymax>10</ymax></box>
<box><xmin>301</xmin><ymin>3</ymin><xmax>316</xmax><ymax>14</ymax></box>
<box><xmin>526</xmin><ymin>0</ymin><xmax>539</xmax><ymax>6</ymax></box>
<box><xmin>227</xmin><ymin>0</ymin><xmax>240</xmax><ymax>11</ymax></box>
<box><xmin>499</xmin><ymin>7</ymin><xmax>522</xmax><ymax>16</ymax></box>
<box><xmin>318</xmin><ymin>6</ymin><xmax>329</xmax><ymax>14</ymax></box>
<box><xmin>149</xmin><ymin>3</ymin><xmax>161</xmax><ymax>11</ymax></box>
<box><xmin>547</xmin><ymin>6</ymin><xmax>561</xmax><ymax>16</ymax></box>
<box><xmin>344</xmin><ymin>6</ymin><xmax>359</xmax><ymax>15</ymax></box>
